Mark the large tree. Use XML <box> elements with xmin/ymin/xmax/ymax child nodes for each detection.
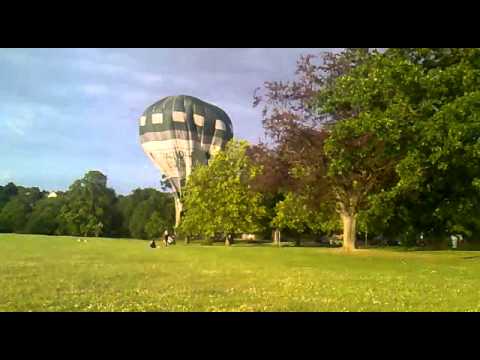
<box><xmin>323</xmin><ymin>48</ymin><xmax>480</xmax><ymax>246</ymax></box>
<box><xmin>255</xmin><ymin>48</ymin><xmax>480</xmax><ymax>250</ymax></box>
<box><xmin>0</xmin><ymin>182</ymin><xmax>18</xmax><ymax>211</ymax></box>
<box><xmin>25</xmin><ymin>197</ymin><xmax>64</xmax><ymax>235</ymax></box>
<box><xmin>58</xmin><ymin>171</ymin><xmax>117</xmax><ymax>237</ymax></box>
<box><xmin>116</xmin><ymin>188</ymin><xmax>175</xmax><ymax>239</ymax></box>
<box><xmin>0</xmin><ymin>197</ymin><xmax>31</xmax><ymax>233</ymax></box>
<box><xmin>254</xmin><ymin>49</ymin><xmax>379</xmax><ymax>250</ymax></box>
<box><xmin>179</xmin><ymin>140</ymin><xmax>267</xmax><ymax>245</ymax></box>
<box><xmin>0</xmin><ymin>185</ymin><xmax>44</xmax><ymax>233</ymax></box>
<box><xmin>144</xmin><ymin>211</ymin><xmax>171</xmax><ymax>240</ymax></box>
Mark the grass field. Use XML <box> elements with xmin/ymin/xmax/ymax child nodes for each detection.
<box><xmin>1</xmin><ymin>233</ymin><xmax>480</xmax><ymax>311</ymax></box>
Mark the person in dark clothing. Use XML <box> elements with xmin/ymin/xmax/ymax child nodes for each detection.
<box><xmin>150</xmin><ymin>240</ymin><xmax>157</xmax><ymax>248</ymax></box>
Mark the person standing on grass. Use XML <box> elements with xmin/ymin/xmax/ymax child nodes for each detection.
<box><xmin>164</xmin><ymin>230</ymin><xmax>169</xmax><ymax>247</ymax></box>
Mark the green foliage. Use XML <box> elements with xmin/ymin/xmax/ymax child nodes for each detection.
<box><xmin>315</xmin><ymin>48</ymin><xmax>480</xmax><ymax>244</ymax></box>
<box><xmin>58</xmin><ymin>171</ymin><xmax>117</xmax><ymax>237</ymax></box>
<box><xmin>24</xmin><ymin>197</ymin><xmax>63</xmax><ymax>235</ymax></box>
<box><xmin>123</xmin><ymin>189</ymin><xmax>174</xmax><ymax>239</ymax></box>
<box><xmin>179</xmin><ymin>140</ymin><xmax>267</xmax><ymax>239</ymax></box>
<box><xmin>145</xmin><ymin>211</ymin><xmax>170</xmax><ymax>239</ymax></box>
<box><xmin>113</xmin><ymin>188</ymin><xmax>174</xmax><ymax>238</ymax></box>
<box><xmin>272</xmin><ymin>192</ymin><xmax>339</xmax><ymax>234</ymax></box>
<box><xmin>0</xmin><ymin>185</ymin><xmax>44</xmax><ymax>233</ymax></box>
<box><xmin>255</xmin><ymin>48</ymin><xmax>480</xmax><ymax>248</ymax></box>
<box><xmin>0</xmin><ymin>183</ymin><xmax>18</xmax><ymax>211</ymax></box>
<box><xmin>0</xmin><ymin>175</ymin><xmax>175</xmax><ymax>239</ymax></box>
<box><xmin>0</xmin><ymin>197</ymin><xmax>31</xmax><ymax>233</ymax></box>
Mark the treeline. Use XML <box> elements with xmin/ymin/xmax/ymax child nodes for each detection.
<box><xmin>0</xmin><ymin>171</ymin><xmax>175</xmax><ymax>239</ymax></box>
<box><xmin>179</xmin><ymin>48</ymin><xmax>480</xmax><ymax>250</ymax></box>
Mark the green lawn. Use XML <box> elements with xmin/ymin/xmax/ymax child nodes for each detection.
<box><xmin>1</xmin><ymin>233</ymin><xmax>480</xmax><ymax>311</ymax></box>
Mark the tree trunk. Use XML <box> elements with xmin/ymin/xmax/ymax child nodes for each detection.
<box><xmin>185</xmin><ymin>236</ymin><xmax>190</xmax><ymax>245</ymax></box>
<box><xmin>341</xmin><ymin>212</ymin><xmax>357</xmax><ymax>251</ymax></box>
<box><xmin>365</xmin><ymin>227</ymin><xmax>368</xmax><ymax>249</ymax></box>
<box><xmin>272</xmin><ymin>229</ymin><xmax>281</xmax><ymax>246</ymax></box>
<box><xmin>295</xmin><ymin>237</ymin><xmax>301</xmax><ymax>247</ymax></box>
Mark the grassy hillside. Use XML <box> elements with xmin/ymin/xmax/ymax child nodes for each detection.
<box><xmin>1</xmin><ymin>233</ymin><xmax>480</xmax><ymax>311</ymax></box>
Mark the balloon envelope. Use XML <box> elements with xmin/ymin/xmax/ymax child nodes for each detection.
<box><xmin>139</xmin><ymin>95</ymin><xmax>234</xmax><ymax>225</ymax></box>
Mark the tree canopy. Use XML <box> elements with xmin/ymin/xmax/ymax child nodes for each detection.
<box><xmin>254</xmin><ymin>48</ymin><xmax>480</xmax><ymax>250</ymax></box>
<box><xmin>0</xmin><ymin>171</ymin><xmax>175</xmax><ymax>239</ymax></box>
<box><xmin>179</xmin><ymin>140</ymin><xmax>267</xmax><ymax>244</ymax></box>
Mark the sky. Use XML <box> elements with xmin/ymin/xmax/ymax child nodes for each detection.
<box><xmin>0</xmin><ymin>48</ymin><xmax>332</xmax><ymax>194</ymax></box>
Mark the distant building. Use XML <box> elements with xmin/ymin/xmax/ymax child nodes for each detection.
<box><xmin>47</xmin><ymin>192</ymin><xmax>58</xmax><ymax>198</ymax></box>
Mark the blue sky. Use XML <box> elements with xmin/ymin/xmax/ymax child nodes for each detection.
<box><xmin>0</xmin><ymin>48</ymin><xmax>330</xmax><ymax>194</ymax></box>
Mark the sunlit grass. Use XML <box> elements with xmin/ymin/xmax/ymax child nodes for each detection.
<box><xmin>1</xmin><ymin>233</ymin><xmax>480</xmax><ymax>311</ymax></box>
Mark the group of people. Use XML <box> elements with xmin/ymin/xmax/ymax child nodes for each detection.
<box><xmin>150</xmin><ymin>230</ymin><xmax>175</xmax><ymax>248</ymax></box>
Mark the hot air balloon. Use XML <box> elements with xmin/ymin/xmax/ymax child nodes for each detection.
<box><xmin>139</xmin><ymin>95</ymin><xmax>234</xmax><ymax>227</ymax></box>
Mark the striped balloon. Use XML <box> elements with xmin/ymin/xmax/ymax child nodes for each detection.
<box><xmin>139</xmin><ymin>95</ymin><xmax>234</xmax><ymax>226</ymax></box>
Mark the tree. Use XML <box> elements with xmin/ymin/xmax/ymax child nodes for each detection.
<box><xmin>321</xmin><ymin>114</ymin><xmax>400</xmax><ymax>250</ymax></box>
<box><xmin>255</xmin><ymin>48</ymin><xmax>480</xmax><ymax>250</ymax></box>
<box><xmin>272</xmin><ymin>192</ymin><xmax>340</xmax><ymax>240</ymax></box>
<box><xmin>58</xmin><ymin>171</ymin><xmax>117</xmax><ymax>237</ymax></box>
<box><xmin>24</xmin><ymin>197</ymin><xmax>63</xmax><ymax>235</ymax></box>
<box><xmin>0</xmin><ymin>197</ymin><xmax>31</xmax><ymax>233</ymax></box>
<box><xmin>0</xmin><ymin>185</ymin><xmax>44</xmax><ymax>233</ymax></box>
<box><xmin>179</xmin><ymin>140</ymin><xmax>267</xmax><ymax>245</ymax></box>
<box><xmin>254</xmin><ymin>49</ymin><xmax>377</xmax><ymax>251</ymax></box>
<box><xmin>145</xmin><ymin>211</ymin><xmax>170</xmax><ymax>239</ymax></box>
<box><xmin>129</xmin><ymin>201</ymin><xmax>152</xmax><ymax>239</ymax></box>
<box><xmin>321</xmin><ymin>48</ymin><xmax>480</xmax><ymax>246</ymax></box>
<box><xmin>123</xmin><ymin>189</ymin><xmax>175</xmax><ymax>239</ymax></box>
<box><xmin>0</xmin><ymin>182</ymin><xmax>18</xmax><ymax>211</ymax></box>
<box><xmin>246</xmin><ymin>144</ymin><xmax>289</xmax><ymax>242</ymax></box>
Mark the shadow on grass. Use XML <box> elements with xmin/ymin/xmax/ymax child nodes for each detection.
<box><xmin>79</xmin><ymin>234</ymin><xmax>480</xmax><ymax>253</ymax></box>
<box><xmin>186</xmin><ymin>239</ymin><xmax>342</xmax><ymax>249</ymax></box>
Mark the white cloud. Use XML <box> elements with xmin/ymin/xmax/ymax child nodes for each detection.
<box><xmin>0</xmin><ymin>100</ymin><xmax>65</xmax><ymax>137</ymax></box>
<box><xmin>2</xmin><ymin>107</ymin><xmax>35</xmax><ymax>136</ymax></box>
<box><xmin>5</xmin><ymin>119</ymin><xmax>28</xmax><ymax>136</ymax></box>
